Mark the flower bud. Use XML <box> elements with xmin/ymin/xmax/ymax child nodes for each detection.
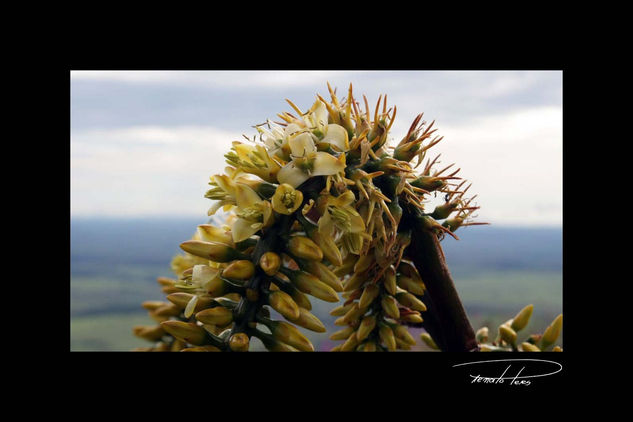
<box><xmin>401</xmin><ymin>312</ymin><xmax>423</xmax><ymax>324</ymax></box>
<box><xmin>160</xmin><ymin>285</ymin><xmax>180</xmax><ymax>294</ymax></box>
<box><xmin>334</xmin><ymin>252</ymin><xmax>356</xmax><ymax>277</ymax></box>
<box><xmin>476</xmin><ymin>327</ymin><xmax>489</xmax><ymax>344</ymax></box>
<box><xmin>379</xmin><ymin>325</ymin><xmax>397</xmax><ymax>351</ymax></box>
<box><xmin>195</xmin><ymin>307</ymin><xmax>234</xmax><ymax>326</ymax></box>
<box><xmin>222</xmin><ymin>260</ymin><xmax>255</xmax><ymax>280</ymax></box>
<box><xmin>358</xmin><ymin>341</ymin><xmax>377</xmax><ymax>352</ymax></box>
<box><xmin>181</xmin><ymin>345</ymin><xmax>222</xmax><ymax>352</ymax></box>
<box><xmin>171</xmin><ymin>339</ymin><xmax>187</xmax><ymax>351</ymax></box>
<box><xmin>357</xmin><ymin>315</ymin><xmax>377</xmax><ymax>342</ymax></box>
<box><xmin>383</xmin><ymin>266</ymin><xmax>397</xmax><ymax>296</ymax></box>
<box><xmin>397</xmin><ymin>275</ymin><xmax>425</xmax><ymax>296</ymax></box>
<box><xmin>166</xmin><ymin>293</ymin><xmax>214</xmax><ymax>312</ymax></box>
<box><xmin>229</xmin><ymin>333</ymin><xmax>250</xmax><ymax>352</ymax></box>
<box><xmin>430</xmin><ymin>201</ymin><xmax>459</xmax><ymax>220</ymax></box>
<box><xmin>444</xmin><ymin>215</ymin><xmax>469</xmax><ymax>232</ymax></box>
<box><xmin>410</xmin><ymin>175</ymin><xmax>446</xmax><ymax>192</ymax></box>
<box><xmin>342</xmin><ymin>302</ymin><xmax>364</xmax><ymax>324</ymax></box>
<box><xmin>359</xmin><ymin>284</ymin><xmax>380</xmax><ymax>310</ymax></box>
<box><xmin>511</xmin><ymin>304</ymin><xmax>534</xmax><ymax>332</ymax></box>
<box><xmin>499</xmin><ymin>325</ymin><xmax>517</xmax><ymax>346</ymax></box>
<box><xmin>381</xmin><ymin>296</ymin><xmax>400</xmax><ymax>319</ymax></box>
<box><xmin>340</xmin><ymin>332</ymin><xmax>359</xmax><ymax>352</ymax></box>
<box><xmin>153</xmin><ymin>303</ymin><xmax>181</xmax><ymax>317</ymax></box>
<box><xmin>420</xmin><ymin>333</ymin><xmax>439</xmax><ymax>350</ymax></box>
<box><xmin>395</xmin><ymin>338</ymin><xmax>412</xmax><ymax>350</ymax></box>
<box><xmin>393</xmin><ymin>324</ymin><xmax>416</xmax><ymax>345</ymax></box>
<box><xmin>395</xmin><ymin>292</ymin><xmax>427</xmax><ymax>312</ymax></box>
<box><xmin>541</xmin><ymin>314</ymin><xmax>563</xmax><ymax>350</ymax></box>
<box><xmin>270</xmin><ymin>321</ymin><xmax>314</xmax><ymax>352</ymax></box>
<box><xmin>520</xmin><ymin>342</ymin><xmax>541</xmax><ymax>352</ymax></box>
<box><xmin>157</xmin><ymin>277</ymin><xmax>177</xmax><ymax>286</ymax></box>
<box><xmin>343</xmin><ymin>272</ymin><xmax>365</xmax><ymax>292</ymax></box>
<box><xmin>290</xmin><ymin>307</ymin><xmax>326</xmax><ymax>333</ymax></box>
<box><xmin>309</xmin><ymin>230</ymin><xmax>343</xmax><ymax>267</ymax></box>
<box><xmin>330</xmin><ymin>303</ymin><xmax>354</xmax><ymax>317</ymax></box>
<box><xmin>268</xmin><ymin>290</ymin><xmax>301</xmax><ymax>321</ymax></box>
<box><xmin>287</xmin><ymin>236</ymin><xmax>324</xmax><ymax>261</ymax></box>
<box><xmin>180</xmin><ymin>240</ymin><xmax>240</xmax><ymax>262</ymax></box>
<box><xmin>301</xmin><ymin>260</ymin><xmax>344</xmax><ymax>292</ymax></box>
<box><xmin>290</xmin><ymin>271</ymin><xmax>339</xmax><ymax>303</ymax></box>
<box><xmin>148</xmin><ymin>310</ymin><xmax>169</xmax><ymax>323</ymax></box>
<box><xmin>354</xmin><ymin>254</ymin><xmax>373</xmax><ymax>274</ymax></box>
<box><xmin>141</xmin><ymin>301</ymin><xmax>168</xmax><ymax>311</ymax></box>
<box><xmin>133</xmin><ymin>325</ymin><xmax>166</xmax><ymax>342</ymax></box>
<box><xmin>197</xmin><ymin>224</ymin><xmax>234</xmax><ymax>246</ymax></box>
<box><xmin>154</xmin><ymin>342</ymin><xmax>170</xmax><ymax>351</ymax></box>
<box><xmin>160</xmin><ymin>321</ymin><xmax>208</xmax><ymax>345</ymax></box>
<box><xmin>393</xmin><ymin>142</ymin><xmax>420</xmax><ymax>163</ymax></box>
<box><xmin>330</xmin><ymin>326</ymin><xmax>356</xmax><ymax>341</ymax></box>
<box><xmin>259</xmin><ymin>252</ymin><xmax>281</xmax><ymax>276</ymax></box>
<box><xmin>264</xmin><ymin>341</ymin><xmax>299</xmax><ymax>352</ymax></box>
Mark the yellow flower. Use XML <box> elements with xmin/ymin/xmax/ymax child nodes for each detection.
<box><xmin>205</xmin><ymin>174</ymin><xmax>239</xmax><ymax>216</ymax></box>
<box><xmin>318</xmin><ymin>190</ymin><xmax>365</xmax><ymax>236</ymax></box>
<box><xmin>231</xmin><ymin>184</ymin><xmax>274</xmax><ymax>242</ymax></box>
<box><xmin>271</xmin><ymin>183</ymin><xmax>303</xmax><ymax>215</ymax></box>
<box><xmin>225</xmin><ymin>142</ymin><xmax>281</xmax><ymax>183</ymax></box>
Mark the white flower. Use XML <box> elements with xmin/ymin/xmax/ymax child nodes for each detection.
<box><xmin>276</xmin><ymin>131</ymin><xmax>346</xmax><ymax>188</ymax></box>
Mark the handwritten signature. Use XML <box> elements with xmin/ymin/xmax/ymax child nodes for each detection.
<box><xmin>452</xmin><ymin>359</ymin><xmax>562</xmax><ymax>386</ymax></box>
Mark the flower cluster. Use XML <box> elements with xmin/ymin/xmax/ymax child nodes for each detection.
<box><xmin>133</xmin><ymin>83</ymin><xmax>497</xmax><ymax>352</ymax></box>
<box><xmin>471</xmin><ymin>305</ymin><xmax>563</xmax><ymax>352</ymax></box>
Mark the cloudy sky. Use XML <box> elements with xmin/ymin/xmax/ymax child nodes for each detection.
<box><xmin>71</xmin><ymin>70</ymin><xmax>562</xmax><ymax>226</ymax></box>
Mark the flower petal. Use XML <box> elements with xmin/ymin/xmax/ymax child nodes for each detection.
<box><xmin>348</xmin><ymin>213</ymin><xmax>366</xmax><ymax>233</ymax></box>
<box><xmin>331</xmin><ymin>190</ymin><xmax>355</xmax><ymax>207</ymax></box>
<box><xmin>311</xmin><ymin>152</ymin><xmax>345</xmax><ymax>176</ymax></box>
<box><xmin>272</xmin><ymin>184</ymin><xmax>303</xmax><ymax>215</ymax></box>
<box><xmin>184</xmin><ymin>295</ymin><xmax>199</xmax><ymax>318</ymax></box>
<box><xmin>289</xmin><ymin>132</ymin><xmax>316</xmax><ymax>157</ymax></box>
<box><xmin>232</xmin><ymin>217</ymin><xmax>260</xmax><ymax>242</ymax></box>
<box><xmin>233</xmin><ymin>142</ymin><xmax>256</xmax><ymax>161</ymax></box>
<box><xmin>284</xmin><ymin>123</ymin><xmax>303</xmax><ymax>138</ymax></box>
<box><xmin>277</xmin><ymin>162</ymin><xmax>310</xmax><ymax>188</ymax></box>
<box><xmin>307</xmin><ymin>100</ymin><xmax>328</xmax><ymax>131</ymax></box>
<box><xmin>192</xmin><ymin>265</ymin><xmax>220</xmax><ymax>287</ymax></box>
<box><xmin>213</xmin><ymin>175</ymin><xmax>236</xmax><ymax>196</ymax></box>
<box><xmin>235</xmin><ymin>184</ymin><xmax>261</xmax><ymax>209</ymax></box>
<box><xmin>320</xmin><ymin>124</ymin><xmax>349</xmax><ymax>152</ymax></box>
<box><xmin>318</xmin><ymin>209</ymin><xmax>335</xmax><ymax>236</ymax></box>
<box><xmin>208</xmin><ymin>200</ymin><xmax>231</xmax><ymax>216</ymax></box>
<box><xmin>261</xmin><ymin>201</ymin><xmax>274</xmax><ymax>227</ymax></box>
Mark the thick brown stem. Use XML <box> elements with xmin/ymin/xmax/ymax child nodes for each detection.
<box><xmin>405</xmin><ymin>209</ymin><xmax>479</xmax><ymax>352</ymax></box>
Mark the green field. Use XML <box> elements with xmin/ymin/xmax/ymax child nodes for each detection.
<box><xmin>71</xmin><ymin>267</ymin><xmax>562</xmax><ymax>351</ymax></box>
<box><xmin>70</xmin><ymin>220</ymin><xmax>563</xmax><ymax>351</ymax></box>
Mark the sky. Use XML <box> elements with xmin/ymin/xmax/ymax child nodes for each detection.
<box><xmin>71</xmin><ymin>70</ymin><xmax>562</xmax><ymax>226</ymax></box>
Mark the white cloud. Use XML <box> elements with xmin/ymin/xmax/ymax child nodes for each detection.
<box><xmin>71</xmin><ymin>70</ymin><xmax>351</xmax><ymax>89</ymax></box>
<box><xmin>71</xmin><ymin>104</ymin><xmax>562</xmax><ymax>226</ymax></box>
<box><xmin>70</xmin><ymin>71</ymin><xmax>562</xmax><ymax>225</ymax></box>
<box><xmin>71</xmin><ymin>126</ymin><xmax>243</xmax><ymax>217</ymax></box>
<box><xmin>421</xmin><ymin>106</ymin><xmax>563</xmax><ymax>226</ymax></box>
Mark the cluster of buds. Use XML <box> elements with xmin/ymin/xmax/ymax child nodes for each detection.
<box><xmin>471</xmin><ymin>305</ymin><xmax>563</xmax><ymax>352</ymax></box>
<box><xmin>133</xmin><ymin>83</ymin><xmax>515</xmax><ymax>352</ymax></box>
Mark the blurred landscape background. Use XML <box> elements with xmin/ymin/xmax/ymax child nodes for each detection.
<box><xmin>70</xmin><ymin>70</ymin><xmax>562</xmax><ymax>351</ymax></box>
<box><xmin>70</xmin><ymin>218</ymin><xmax>562</xmax><ymax>351</ymax></box>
